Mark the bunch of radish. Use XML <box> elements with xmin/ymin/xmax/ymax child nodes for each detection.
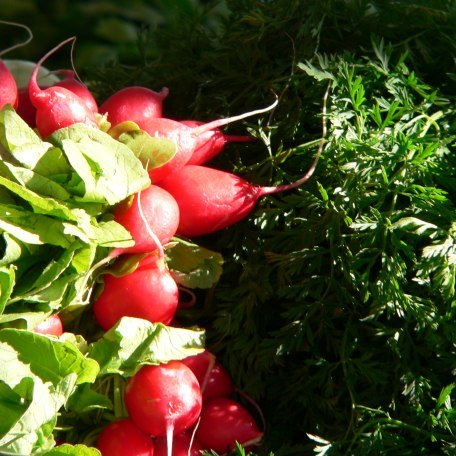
<box><xmin>96</xmin><ymin>353</ymin><xmax>264</xmax><ymax>456</ymax></box>
<box><xmin>2</xmin><ymin>35</ymin><xmax>320</xmax><ymax>455</ymax></box>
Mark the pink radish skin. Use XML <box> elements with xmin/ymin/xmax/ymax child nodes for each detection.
<box><xmin>203</xmin><ymin>363</ymin><xmax>235</xmax><ymax>402</ymax></box>
<box><xmin>158</xmin><ymin>162</ymin><xmax>317</xmax><ymax>237</ymax></box>
<box><xmin>125</xmin><ymin>361</ymin><xmax>203</xmax><ymax>438</ymax></box>
<box><xmin>181</xmin><ymin>350</ymin><xmax>217</xmax><ymax>392</ymax></box>
<box><xmin>153</xmin><ymin>433</ymin><xmax>204</xmax><ymax>456</ymax></box>
<box><xmin>28</xmin><ymin>37</ymin><xmax>98</xmax><ymax>138</ymax></box>
<box><xmin>141</xmin><ymin>99</ymin><xmax>278</xmax><ymax>184</ymax></box>
<box><xmin>16</xmin><ymin>87</ymin><xmax>39</xmax><ymax>127</ymax></box>
<box><xmin>158</xmin><ymin>164</ymin><xmax>262</xmax><ymax>236</ymax></box>
<box><xmin>181</xmin><ymin>351</ymin><xmax>235</xmax><ymax>401</ymax></box>
<box><xmin>143</xmin><ymin>118</ymin><xmax>200</xmax><ymax>184</ymax></box>
<box><xmin>92</xmin><ymin>254</ymin><xmax>179</xmax><ymax>330</ymax></box>
<box><xmin>96</xmin><ymin>418</ymin><xmax>154</xmax><ymax>456</ymax></box>
<box><xmin>0</xmin><ymin>60</ymin><xmax>18</xmax><ymax>110</ymax></box>
<box><xmin>53</xmin><ymin>69</ymin><xmax>98</xmax><ymax>112</ymax></box>
<box><xmin>111</xmin><ymin>184</ymin><xmax>180</xmax><ymax>257</ymax></box>
<box><xmin>195</xmin><ymin>397</ymin><xmax>263</xmax><ymax>453</ymax></box>
<box><xmin>99</xmin><ymin>86</ymin><xmax>169</xmax><ymax>128</ymax></box>
<box><xmin>33</xmin><ymin>314</ymin><xmax>63</xmax><ymax>337</ymax></box>
<box><xmin>181</xmin><ymin>119</ymin><xmax>255</xmax><ymax>165</ymax></box>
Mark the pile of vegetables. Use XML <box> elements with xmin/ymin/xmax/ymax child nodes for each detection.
<box><xmin>0</xmin><ymin>30</ymin><xmax>279</xmax><ymax>455</ymax></box>
<box><xmin>1</xmin><ymin>1</ymin><xmax>455</xmax><ymax>455</ymax></box>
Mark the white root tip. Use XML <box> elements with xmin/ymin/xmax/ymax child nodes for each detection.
<box><xmin>191</xmin><ymin>96</ymin><xmax>279</xmax><ymax>137</ymax></box>
<box><xmin>166</xmin><ymin>421</ymin><xmax>174</xmax><ymax>456</ymax></box>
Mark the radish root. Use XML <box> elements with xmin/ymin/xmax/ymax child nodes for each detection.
<box><xmin>191</xmin><ymin>96</ymin><xmax>279</xmax><ymax>137</ymax></box>
<box><xmin>261</xmin><ymin>80</ymin><xmax>332</xmax><ymax>195</ymax></box>
<box><xmin>0</xmin><ymin>20</ymin><xmax>33</xmax><ymax>56</ymax></box>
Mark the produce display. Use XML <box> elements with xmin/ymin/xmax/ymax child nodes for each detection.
<box><xmin>0</xmin><ymin>1</ymin><xmax>455</xmax><ymax>455</ymax></box>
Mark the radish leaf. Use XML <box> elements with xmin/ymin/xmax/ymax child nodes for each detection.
<box><xmin>166</xmin><ymin>238</ymin><xmax>224</xmax><ymax>288</ymax></box>
<box><xmin>118</xmin><ymin>130</ymin><xmax>177</xmax><ymax>171</ymax></box>
<box><xmin>50</xmin><ymin>124</ymin><xmax>150</xmax><ymax>205</ymax></box>
<box><xmin>89</xmin><ymin>317</ymin><xmax>205</xmax><ymax>377</ymax></box>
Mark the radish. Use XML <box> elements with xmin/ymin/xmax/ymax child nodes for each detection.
<box><xmin>99</xmin><ymin>86</ymin><xmax>169</xmax><ymax>128</ymax></box>
<box><xmin>53</xmin><ymin>69</ymin><xmax>98</xmax><ymax>113</ymax></box>
<box><xmin>92</xmin><ymin>254</ymin><xmax>179</xmax><ymax>330</ymax></box>
<box><xmin>195</xmin><ymin>397</ymin><xmax>263</xmax><ymax>453</ymax></box>
<box><xmin>111</xmin><ymin>184</ymin><xmax>180</xmax><ymax>257</ymax></box>
<box><xmin>157</xmin><ymin>161</ymin><xmax>318</xmax><ymax>237</ymax></box>
<box><xmin>33</xmin><ymin>314</ymin><xmax>64</xmax><ymax>337</ymax></box>
<box><xmin>4</xmin><ymin>59</ymin><xmax>57</xmax><ymax>128</ymax></box>
<box><xmin>16</xmin><ymin>87</ymin><xmax>39</xmax><ymax>127</ymax></box>
<box><xmin>142</xmin><ymin>117</ymin><xmax>200</xmax><ymax>184</ymax></box>
<box><xmin>96</xmin><ymin>418</ymin><xmax>154</xmax><ymax>456</ymax></box>
<box><xmin>153</xmin><ymin>432</ymin><xmax>204</xmax><ymax>456</ymax></box>
<box><xmin>28</xmin><ymin>37</ymin><xmax>99</xmax><ymax>138</ymax></box>
<box><xmin>157</xmin><ymin>84</ymin><xmax>330</xmax><ymax>236</ymax></box>
<box><xmin>79</xmin><ymin>184</ymin><xmax>177</xmax><ymax>305</ymax></box>
<box><xmin>181</xmin><ymin>119</ymin><xmax>255</xmax><ymax>165</ymax></box>
<box><xmin>0</xmin><ymin>60</ymin><xmax>18</xmax><ymax>110</ymax></box>
<box><xmin>181</xmin><ymin>350</ymin><xmax>217</xmax><ymax>392</ymax></box>
<box><xmin>182</xmin><ymin>351</ymin><xmax>234</xmax><ymax>401</ymax></box>
<box><xmin>124</xmin><ymin>361</ymin><xmax>202</xmax><ymax>439</ymax></box>
<box><xmin>140</xmin><ymin>99</ymin><xmax>278</xmax><ymax>183</ymax></box>
<box><xmin>203</xmin><ymin>363</ymin><xmax>235</xmax><ymax>402</ymax></box>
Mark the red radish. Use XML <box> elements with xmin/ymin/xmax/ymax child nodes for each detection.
<box><xmin>203</xmin><ymin>363</ymin><xmax>235</xmax><ymax>402</ymax></box>
<box><xmin>195</xmin><ymin>397</ymin><xmax>263</xmax><ymax>453</ymax></box>
<box><xmin>96</xmin><ymin>418</ymin><xmax>154</xmax><ymax>456</ymax></box>
<box><xmin>124</xmin><ymin>361</ymin><xmax>203</xmax><ymax>438</ymax></box>
<box><xmin>181</xmin><ymin>119</ymin><xmax>255</xmax><ymax>166</ymax></box>
<box><xmin>158</xmin><ymin>161</ymin><xmax>318</xmax><ymax>237</ymax></box>
<box><xmin>0</xmin><ymin>60</ymin><xmax>18</xmax><ymax>110</ymax></box>
<box><xmin>16</xmin><ymin>87</ymin><xmax>38</xmax><ymax>127</ymax></box>
<box><xmin>181</xmin><ymin>350</ymin><xmax>217</xmax><ymax>392</ymax></box>
<box><xmin>79</xmin><ymin>185</ymin><xmax>177</xmax><ymax>305</ymax></box>
<box><xmin>33</xmin><ymin>314</ymin><xmax>63</xmax><ymax>337</ymax></box>
<box><xmin>140</xmin><ymin>99</ymin><xmax>278</xmax><ymax>183</ymax></box>
<box><xmin>92</xmin><ymin>254</ymin><xmax>179</xmax><ymax>330</ymax></box>
<box><xmin>99</xmin><ymin>86</ymin><xmax>169</xmax><ymax>128</ymax></box>
<box><xmin>53</xmin><ymin>69</ymin><xmax>98</xmax><ymax>112</ymax></box>
<box><xmin>17</xmin><ymin>75</ymin><xmax>96</xmax><ymax>129</ymax></box>
<box><xmin>181</xmin><ymin>351</ymin><xmax>234</xmax><ymax>401</ymax></box>
<box><xmin>142</xmin><ymin>117</ymin><xmax>200</xmax><ymax>184</ymax></box>
<box><xmin>111</xmin><ymin>184</ymin><xmax>180</xmax><ymax>257</ymax></box>
<box><xmin>153</xmin><ymin>432</ymin><xmax>204</xmax><ymax>456</ymax></box>
<box><xmin>28</xmin><ymin>37</ymin><xmax>98</xmax><ymax>138</ymax></box>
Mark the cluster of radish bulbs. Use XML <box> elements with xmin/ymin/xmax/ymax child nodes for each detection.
<box><xmin>0</xmin><ymin>36</ymin><xmax>282</xmax><ymax>455</ymax></box>
<box><xmin>97</xmin><ymin>354</ymin><xmax>264</xmax><ymax>456</ymax></box>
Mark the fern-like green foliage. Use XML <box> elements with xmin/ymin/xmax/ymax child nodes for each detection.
<box><xmin>206</xmin><ymin>46</ymin><xmax>455</xmax><ymax>454</ymax></box>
